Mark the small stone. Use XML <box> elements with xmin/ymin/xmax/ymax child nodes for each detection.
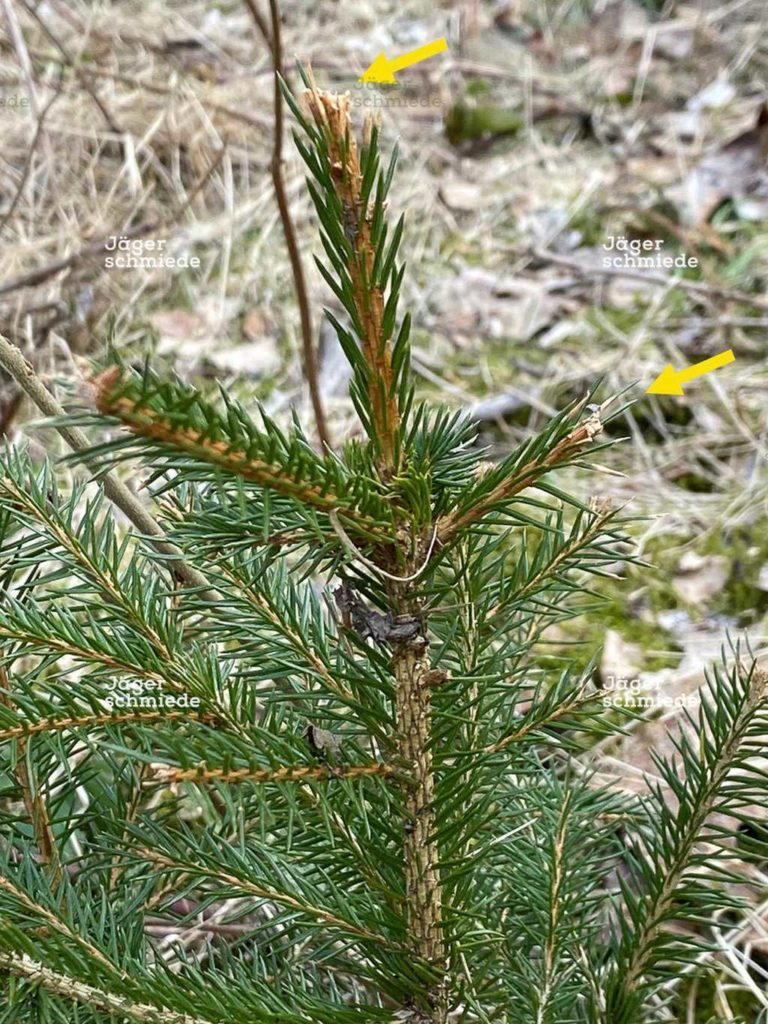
<box><xmin>438</xmin><ymin>181</ymin><xmax>483</xmax><ymax>212</ymax></box>
<box><xmin>672</xmin><ymin>554</ymin><xmax>729</xmax><ymax>605</ymax></box>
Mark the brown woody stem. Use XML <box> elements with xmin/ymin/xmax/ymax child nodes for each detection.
<box><xmin>389</xmin><ymin>572</ymin><xmax>447</xmax><ymax>1023</ymax></box>
<box><xmin>0</xmin><ymin>708</ymin><xmax>218</xmax><ymax>742</ymax></box>
<box><xmin>149</xmin><ymin>762</ymin><xmax>396</xmax><ymax>785</ymax></box>
<box><xmin>0</xmin><ymin>952</ymin><xmax>213</xmax><ymax>1024</ymax></box>
<box><xmin>435</xmin><ymin>410</ymin><xmax>604</xmax><ymax>546</ymax></box>
<box><xmin>94</xmin><ymin>376</ymin><xmax>385</xmax><ymax>542</ymax></box>
<box><xmin>302</xmin><ymin>81</ymin><xmax>400</xmax><ymax>476</ymax></box>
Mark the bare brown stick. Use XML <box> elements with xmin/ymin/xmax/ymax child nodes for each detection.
<box><xmin>241</xmin><ymin>0</ymin><xmax>271</xmax><ymax>48</ymax></box>
<box><xmin>0</xmin><ymin>147</ymin><xmax>224</xmax><ymax>296</ymax></box>
<box><xmin>244</xmin><ymin>0</ymin><xmax>332</xmax><ymax>451</ymax></box>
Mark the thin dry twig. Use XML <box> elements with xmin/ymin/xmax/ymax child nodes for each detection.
<box><xmin>241</xmin><ymin>0</ymin><xmax>271</xmax><ymax>48</ymax></box>
<box><xmin>244</xmin><ymin>0</ymin><xmax>332</xmax><ymax>451</ymax></box>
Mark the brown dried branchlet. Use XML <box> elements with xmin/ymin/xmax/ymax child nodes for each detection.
<box><xmin>301</xmin><ymin>79</ymin><xmax>400</xmax><ymax>478</ymax></box>
<box><xmin>92</xmin><ymin>367</ymin><xmax>387</xmax><ymax>542</ymax></box>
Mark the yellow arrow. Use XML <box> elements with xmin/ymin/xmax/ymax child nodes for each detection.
<box><xmin>359</xmin><ymin>38</ymin><xmax>449</xmax><ymax>85</ymax></box>
<box><xmin>646</xmin><ymin>349</ymin><xmax>735</xmax><ymax>395</ymax></box>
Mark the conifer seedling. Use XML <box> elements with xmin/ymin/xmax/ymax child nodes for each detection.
<box><xmin>0</xmin><ymin>71</ymin><xmax>766</xmax><ymax>1024</ymax></box>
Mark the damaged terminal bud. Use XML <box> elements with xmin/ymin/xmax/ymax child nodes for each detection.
<box><xmin>334</xmin><ymin>583</ymin><xmax>424</xmax><ymax>644</ymax></box>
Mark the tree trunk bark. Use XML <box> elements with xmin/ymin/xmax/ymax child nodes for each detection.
<box><xmin>390</xmin><ymin>581</ymin><xmax>447</xmax><ymax>1024</ymax></box>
